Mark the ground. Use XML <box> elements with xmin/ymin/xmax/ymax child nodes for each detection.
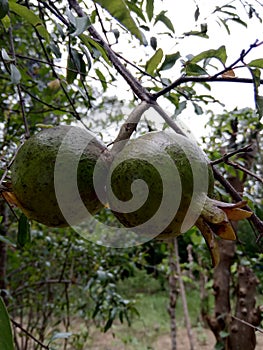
<box><xmin>88</xmin><ymin>327</ymin><xmax>263</xmax><ymax>350</ymax></box>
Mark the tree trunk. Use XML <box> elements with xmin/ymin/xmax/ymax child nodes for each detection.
<box><xmin>174</xmin><ymin>238</ymin><xmax>195</xmax><ymax>350</ymax></box>
<box><xmin>206</xmin><ymin>141</ymin><xmax>263</xmax><ymax>349</ymax></box>
<box><xmin>168</xmin><ymin>239</ymin><xmax>178</xmax><ymax>350</ymax></box>
<box><xmin>0</xmin><ymin>201</ymin><xmax>8</xmax><ymax>305</ymax></box>
<box><xmin>227</xmin><ymin>265</ymin><xmax>261</xmax><ymax>350</ymax></box>
<box><xmin>205</xmin><ymin>239</ymin><xmax>236</xmax><ymax>345</ymax></box>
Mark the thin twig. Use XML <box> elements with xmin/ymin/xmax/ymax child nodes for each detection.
<box><xmin>153</xmin><ymin>40</ymin><xmax>263</xmax><ymax>99</ymax></box>
<box><xmin>68</xmin><ymin>0</ymin><xmax>153</xmax><ymax>103</ymax></box>
<box><xmin>210</xmin><ymin>144</ymin><xmax>254</xmax><ymax>165</ymax></box>
<box><xmin>231</xmin><ymin>315</ymin><xmax>263</xmax><ymax>334</ymax></box>
<box><xmin>226</xmin><ymin>159</ymin><xmax>263</xmax><ymax>183</ymax></box>
<box><xmin>8</xmin><ymin>26</ymin><xmax>30</xmax><ymax>138</ymax></box>
<box><xmin>153</xmin><ymin>76</ymin><xmax>263</xmax><ymax>99</ymax></box>
<box><xmin>11</xmin><ymin>319</ymin><xmax>50</xmax><ymax>349</ymax></box>
<box><xmin>36</xmin><ymin>30</ymin><xmax>82</xmax><ymax>121</ymax></box>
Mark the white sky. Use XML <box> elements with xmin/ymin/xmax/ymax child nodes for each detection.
<box><xmin>101</xmin><ymin>0</ymin><xmax>263</xmax><ymax>141</ymax></box>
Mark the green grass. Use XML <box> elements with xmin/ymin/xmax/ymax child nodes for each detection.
<box><xmin>111</xmin><ymin>269</ymin><xmax>206</xmax><ymax>348</ymax></box>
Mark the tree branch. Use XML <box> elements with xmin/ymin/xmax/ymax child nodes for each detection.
<box><xmin>153</xmin><ymin>76</ymin><xmax>263</xmax><ymax>99</ymax></box>
<box><xmin>212</xmin><ymin>167</ymin><xmax>263</xmax><ymax>242</ymax></box>
<box><xmin>68</xmin><ymin>0</ymin><xmax>153</xmax><ymax>103</ymax></box>
<box><xmin>211</xmin><ymin>144</ymin><xmax>254</xmax><ymax>165</ymax></box>
<box><xmin>11</xmin><ymin>319</ymin><xmax>50</xmax><ymax>349</ymax></box>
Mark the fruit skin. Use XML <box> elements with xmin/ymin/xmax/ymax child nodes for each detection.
<box><xmin>11</xmin><ymin>125</ymin><xmax>109</xmax><ymax>227</ymax></box>
<box><xmin>107</xmin><ymin>130</ymin><xmax>214</xmax><ymax>238</ymax></box>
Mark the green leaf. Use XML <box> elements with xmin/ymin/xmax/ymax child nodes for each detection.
<box><xmin>173</xmin><ymin>101</ymin><xmax>187</xmax><ymax>117</ymax></box>
<box><xmin>191</xmin><ymin>45</ymin><xmax>227</xmax><ymax>65</ymax></box>
<box><xmin>9</xmin><ymin>1</ymin><xmax>49</xmax><ymax>41</ymax></box>
<box><xmin>145</xmin><ymin>48</ymin><xmax>163</xmax><ymax>75</ymax></box>
<box><xmin>0</xmin><ymin>297</ymin><xmax>15</xmax><ymax>350</ymax></box>
<box><xmin>251</xmin><ymin>68</ymin><xmax>261</xmax><ymax>88</ymax></box>
<box><xmin>94</xmin><ymin>0</ymin><xmax>143</xmax><ymax>43</ymax></box>
<box><xmin>70</xmin><ymin>16</ymin><xmax>91</xmax><ymax>37</ymax></box>
<box><xmin>154</xmin><ymin>10</ymin><xmax>174</xmax><ymax>33</ymax></box>
<box><xmin>249</xmin><ymin>58</ymin><xmax>263</xmax><ymax>68</ymax></box>
<box><xmin>150</xmin><ymin>36</ymin><xmax>157</xmax><ymax>50</ymax></box>
<box><xmin>10</xmin><ymin>64</ymin><xmax>21</xmax><ymax>84</ymax></box>
<box><xmin>126</xmin><ymin>2</ymin><xmax>146</xmax><ymax>22</ymax></box>
<box><xmin>159</xmin><ymin>51</ymin><xmax>180</xmax><ymax>71</ymax></box>
<box><xmin>146</xmin><ymin>0</ymin><xmax>154</xmax><ymax>21</ymax></box>
<box><xmin>80</xmin><ymin>44</ymin><xmax>92</xmax><ymax>71</ymax></box>
<box><xmin>219</xmin><ymin>330</ymin><xmax>229</xmax><ymax>338</ymax></box>
<box><xmin>17</xmin><ymin>213</ymin><xmax>30</xmax><ymax>248</ymax></box>
<box><xmin>95</xmin><ymin>68</ymin><xmax>107</xmax><ymax>91</ymax></box>
<box><xmin>79</xmin><ymin>34</ymin><xmax>111</xmax><ymax>65</ymax></box>
<box><xmin>184</xmin><ymin>23</ymin><xmax>208</xmax><ymax>38</ymax></box>
<box><xmin>185</xmin><ymin>62</ymin><xmax>207</xmax><ymax>76</ymax></box>
<box><xmin>0</xmin><ymin>0</ymin><xmax>9</xmax><ymax>20</ymax></box>
<box><xmin>193</xmin><ymin>102</ymin><xmax>203</xmax><ymax>115</ymax></box>
<box><xmin>1</xmin><ymin>13</ymin><xmax>10</xmax><ymax>29</ymax></box>
<box><xmin>66</xmin><ymin>49</ymin><xmax>81</xmax><ymax>84</ymax></box>
<box><xmin>256</xmin><ymin>95</ymin><xmax>263</xmax><ymax>118</ymax></box>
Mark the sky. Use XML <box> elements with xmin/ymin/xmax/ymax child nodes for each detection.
<box><xmin>151</xmin><ymin>0</ymin><xmax>263</xmax><ymax>139</ymax></box>
<box><xmin>104</xmin><ymin>0</ymin><xmax>263</xmax><ymax>141</ymax></box>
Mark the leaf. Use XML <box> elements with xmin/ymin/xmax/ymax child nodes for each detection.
<box><xmin>80</xmin><ymin>44</ymin><xmax>92</xmax><ymax>71</ymax></box>
<box><xmin>150</xmin><ymin>36</ymin><xmax>157</xmax><ymax>50</ymax></box>
<box><xmin>196</xmin><ymin>218</ymin><xmax>220</xmax><ymax>267</ymax></box>
<box><xmin>79</xmin><ymin>34</ymin><xmax>111</xmax><ymax>65</ymax></box>
<box><xmin>146</xmin><ymin>0</ymin><xmax>154</xmax><ymax>21</ymax></box>
<box><xmin>256</xmin><ymin>95</ymin><xmax>263</xmax><ymax>118</ymax></box>
<box><xmin>173</xmin><ymin>101</ymin><xmax>187</xmax><ymax>117</ymax></box>
<box><xmin>94</xmin><ymin>0</ymin><xmax>143</xmax><ymax>43</ymax></box>
<box><xmin>126</xmin><ymin>2</ymin><xmax>146</xmax><ymax>22</ymax></box>
<box><xmin>193</xmin><ymin>102</ymin><xmax>203</xmax><ymax>115</ymax></box>
<box><xmin>154</xmin><ymin>10</ymin><xmax>174</xmax><ymax>33</ymax></box>
<box><xmin>213</xmin><ymin>221</ymin><xmax>237</xmax><ymax>240</ymax></box>
<box><xmin>222</xmin><ymin>208</ymin><xmax>252</xmax><ymax>221</ymax></box>
<box><xmin>1</xmin><ymin>13</ymin><xmax>10</xmax><ymax>29</ymax></box>
<box><xmin>66</xmin><ymin>7</ymin><xmax>77</xmax><ymax>26</ymax></box>
<box><xmin>194</xmin><ymin>5</ymin><xmax>200</xmax><ymax>21</ymax></box>
<box><xmin>159</xmin><ymin>51</ymin><xmax>180</xmax><ymax>71</ymax></box>
<box><xmin>9</xmin><ymin>2</ymin><xmax>49</xmax><ymax>41</ymax></box>
<box><xmin>185</xmin><ymin>62</ymin><xmax>207</xmax><ymax>76</ymax></box>
<box><xmin>10</xmin><ymin>64</ymin><xmax>21</xmax><ymax>84</ymax></box>
<box><xmin>191</xmin><ymin>46</ymin><xmax>227</xmax><ymax>65</ymax></box>
<box><xmin>50</xmin><ymin>332</ymin><xmax>72</xmax><ymax>342</ymax></box>
<box><xmin>66</xmin><ymin>51</ymin><xmax>79</xmax><ymax>84</ymax></box>
<box><xmin>0</xmin><ymin>0</ymin><xmax>9</xmax><ymax>20</ymax></box>
<box><xmin>0</xmin><ymin>297</ymin><xmax>15</xmax><ymax>350</ymax></box>
<box><xmin>95</xmin><ymin>68</ymin><xmax>107</xmax><ymax>91</ymax></box>
<box><xmin>222</xmin><ymin>69</ymin><xmax>235</xmax><ymax>78</ymax></box>
<box><xmin>70</xmin><ymin>16</ymin><xmax>91</xmax><ymax>37</ymax></box>
<box><xmin>1</xmin><ymin>48</ymin><xmax>13</xmax><ymax>62</ymax></box>
<box><xmin>145</xmin><ymin>48</ymin><xmax>163</xmax><ymax>75</ymax></box>
<box><xmin>249</xmin><ymin>58</ymin><xmax>263</xmax><ymax>68</ymax></box>
<box><xmin>184</xmin><ymin>23</ymin><xmax>208</xmax><ymax>38</ymax></box>
<box><xmin>17</xmin><ymin>213</ymin><xmax>31</xmax><ymax>248</ymax></box>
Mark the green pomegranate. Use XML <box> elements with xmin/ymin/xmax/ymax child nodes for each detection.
<box><xmin>107</xmin><ymin>130</ymin><xmax>214</xmax><ymax>239</ymax></box>
<box><xmin>11</xmin><ymin>125</ymin><xmax>110</xmax><ymax>227</ymax></box>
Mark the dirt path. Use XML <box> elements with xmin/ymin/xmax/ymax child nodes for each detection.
<box><xmin>89</xmin><ymin>327</ymin><xmax>263</xmax><ymax>349</ymax></box>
